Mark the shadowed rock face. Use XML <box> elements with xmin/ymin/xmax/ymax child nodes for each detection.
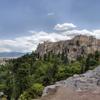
<box><xmin>35</xmin><ymin>35</ymin><xmax>100</xmax><ymax>61</ymax></box>
<box><xmin>41</xmin><ymin>66</ymin><xmax>100</xmax><ymax>100</ymax></box>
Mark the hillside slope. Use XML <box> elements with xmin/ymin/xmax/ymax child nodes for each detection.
<box><xmin>1</xmin><ymin>35</ymin><xmax>100</xmax><ymax>100</ymax></box>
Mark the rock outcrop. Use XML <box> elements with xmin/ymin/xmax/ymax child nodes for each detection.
<box><xmin>41</xmin><ymin>66</ymin><xmax>100</xmax><ymax>100</ymax></box>
<box><xmin>35</xmin><ymin>35</ymin><xmax>100</xmax><ymax>61</ymax></box>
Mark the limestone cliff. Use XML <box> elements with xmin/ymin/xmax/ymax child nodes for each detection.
<box><xmin>35</xmin><ymin>35</ymin><xmax>100</xmax><ymax>61</ymax></box>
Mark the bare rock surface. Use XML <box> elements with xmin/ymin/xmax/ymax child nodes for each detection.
<box><xmin>41</xmin><ymin>66</ymin><xmax>100</xmax><ymax>100</ymax></box>
<box><xmin>36</xmin><ymin>35</ymin><xmax>100</xmax><ymax>61</ymax></box>
<box><xmin>41</xmin><ymin>86</ymin><xmax>100</xmax><ymax>100</ymax></box>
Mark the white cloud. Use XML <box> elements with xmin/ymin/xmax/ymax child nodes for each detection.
<box><xmin>47</xmin><ymin>12</ymin><xmax>55</xmax><ymax>16</ymax></box>
<box><xmin>62</xmin><ymin>29</ymin><xmax>93</xmax><ymax>37</ymax></box>
<box><xmin>92</xmin><ymin>30</ymin><xmax>100</xmax><ymax>39</ymax></box>
<box><xmin>54</xmin><ymin>23</ymin><xmax>77</xmax><ymax>31</ymax></box>
<box><xmin>0</xmin><ymin>22</ymin><xmax>100</xmax><ymax>53</ymax></box>
<box><xmin>0</xmin><ymin>31</ymin><xmax>70</xmax><ymax>52</ymax></box>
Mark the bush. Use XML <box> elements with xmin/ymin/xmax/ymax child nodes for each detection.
<box><xmin>19</xmin><ymin>83</ymin><xmax>44</xmax><ymax>100</ymax></box>
<box><xmin>31</xmin><ymin>83</ymin><xmax>44</xmax><ymax>97</ymax></box>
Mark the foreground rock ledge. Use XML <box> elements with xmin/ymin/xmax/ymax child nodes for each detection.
<box><xmin>41</xmin><ymin>66</ymin><xmax>100</xmax><ymax>100</ymax></box>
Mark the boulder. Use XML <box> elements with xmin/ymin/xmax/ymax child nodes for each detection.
<box><xmin>42</xmin><ymin>66</ymin><xmax>100</xmax><ymax>96</ymax></box>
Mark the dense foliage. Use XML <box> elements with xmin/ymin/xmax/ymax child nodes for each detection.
<box><xmin>0</xmin><ymin>51</ymin><xmax>100</xmax><ymax>100</ymax></box>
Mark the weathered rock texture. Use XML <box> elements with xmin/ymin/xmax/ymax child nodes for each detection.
<box><xmin>41</xmin><ymin>66</ymin><xmax>100</xmax><ymax>100</ymax></box>
<box><xmin>36</xmin><ymin>35</ymin><xmax>100</xmax><ymax>61</ymax></box>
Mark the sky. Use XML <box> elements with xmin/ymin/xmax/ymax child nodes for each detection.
<box><xmin>0</xmin><ymin>0</ymin><xmax>100</xmax><ymax>52</ymax></box>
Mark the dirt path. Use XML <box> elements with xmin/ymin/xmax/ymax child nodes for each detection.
<box><xmin>41</xmin><ymin>86</ymin><xmax>100</xmax><ymax>100</ymax></box>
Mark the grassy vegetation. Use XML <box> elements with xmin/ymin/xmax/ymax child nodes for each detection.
<box><xmin>0</xmin><ymin>51</ymin><xmax>100</xmax><ymax>100</ymax></box>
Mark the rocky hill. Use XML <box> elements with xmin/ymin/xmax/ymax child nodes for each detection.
<box><xmin>36</xmin><ymin>35</ymin><xmax>100</xmax><ymax>61</ymax></box>
<box><xmin>41</xmin><ymin>66</ymin><xmax>100</xmax><ymax>100</ymax></box>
